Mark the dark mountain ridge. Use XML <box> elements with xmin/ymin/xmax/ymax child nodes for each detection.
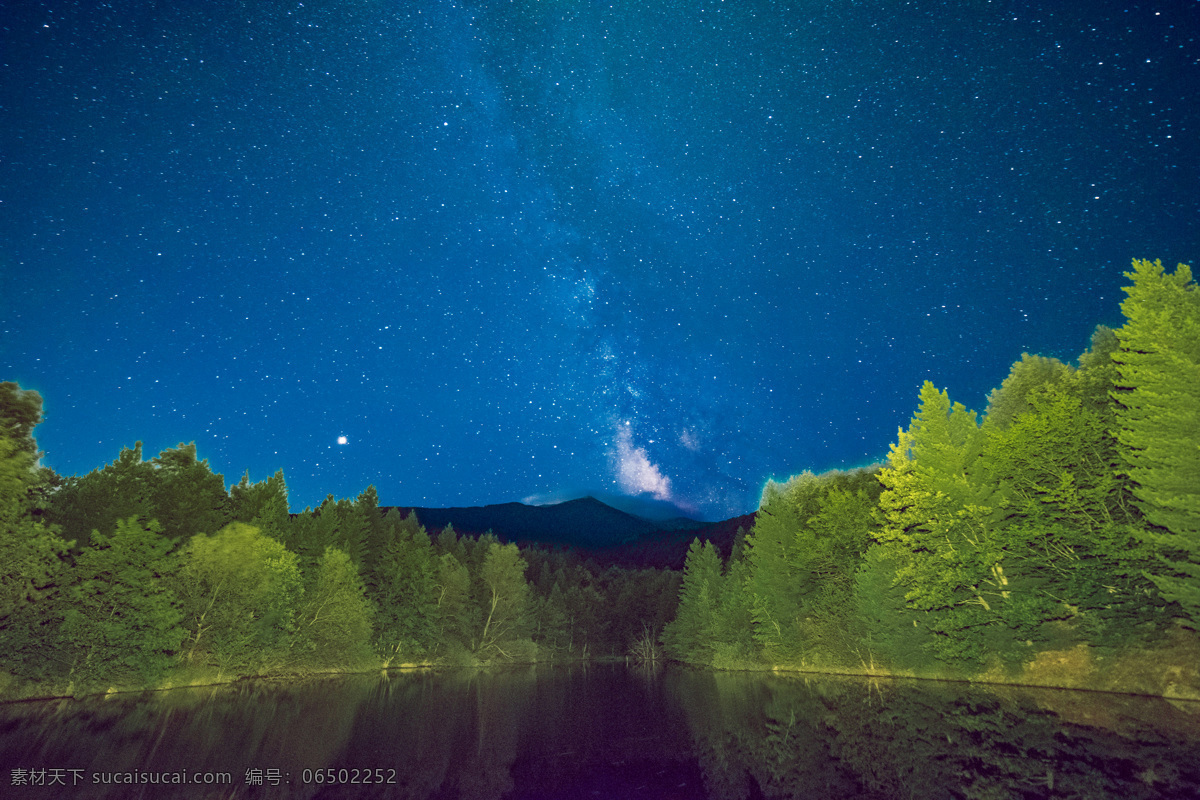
<box><xmin>382</xmin><ymin>496</ymin><xmax>750</xmax><ymax>570</ymax></box>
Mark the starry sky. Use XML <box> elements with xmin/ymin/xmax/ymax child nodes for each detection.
<box><xmin>2</xmin><ymin>1</ymin><xmax>1197</xmax><ymax>521</ymax></box>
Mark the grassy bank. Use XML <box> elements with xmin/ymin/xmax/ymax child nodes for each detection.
<box><xmin>705</xmin><ymin>624</ymin><xmax>1200</xmax><ymax>702</ymax></box>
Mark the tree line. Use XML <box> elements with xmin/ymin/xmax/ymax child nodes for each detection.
<box><xmin>662</xmin><ymin>259</ymin><xmax>1199</xmax><ymax>678</ymax></box>
<box><xmin>1</xmin><ymin>258</ymin><xmax>1196</xmax><ymax>693</ymax></box>
<box><xmin>0</xmin><ymin>396</ymin><xmax>678</xmax><ymax>692</ymax></box>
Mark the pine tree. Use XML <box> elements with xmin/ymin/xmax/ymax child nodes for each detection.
<box><xmin>875</xmin><ymin>382</ymin><xmax>1007</xmax><ymax>663</ymax></box>
<box><xmin>374</xmin><ymin>511</ymin><xmax>439</xmax><ymax>662</ymax></box>
<box><xmin>661</xmin><ymin>538</ymin><xmax>723</xmax><ymax>663</ymax></box>
<box><xmin>743</xmin><ymin>478</ymin><xmax>812</xmax><ymax>656</ymax></box>
<box><xmin>286</xmin><ymin>502</ymin><xmax>340</xmax><ymax>577</ymax></box>
<box><xmin>983</xmin><ymin>353</ymin><xmax>1074</xmax><ymax>431</ymax></box>
<box><xmin>229</xmin><ymin>469</ymin><xmax>289</xmax><ymax>539</ymax></box>
<box><xmin>1111</xmin><ymin>259</ymin><xmax>1200</xmax><ymax>626</ymax></box>
<box><xmin>356</xmin><ymin>485</ymin><xmax>387</xmax><ymax>571</ymax></box>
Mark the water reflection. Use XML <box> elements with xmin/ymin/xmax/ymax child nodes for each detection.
<box><xmin>672</xmin><ymin>670</ymin><xmax>1200</xmax><ymax>799</ymax></box>
<box><xmin>1</xmin><ymin>666</ymin><xmax>1197</xmax><ymax>799</ymax></box>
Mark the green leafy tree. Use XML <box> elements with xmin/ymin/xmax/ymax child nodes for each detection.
<box><xmin>981</xmin><ymin>383</ymin><xmax>1154</xmax><ymax>646</ymax></box>
<box><xmin>150</xmin><ymin>442</ymin><xmax>230</xmax><ymax>540</ymax></box>
<box><xmin>50</xmin><ymin>443</ymin><xmax>155</xmax><ymax>547</ymax></box>
<box><xmin>0</xmin><ymin>386</ymin><xmax>73</xmax><ymax>679</ymax></box>
<box><xmin>1111</xmin><ymin>258</ymin><xmax>1200</xmax><ymax>626</ymax></box>
<box><xmin>293</xmin><ymin>546</ymin><xmax>374</xmax><ymax>667</ymax></box>
<box><xmin>50</xmin><ymin>441</ymin><xmax>228</xmax><ymax>546</ymax></box>
<box><xmin>0</xmin><ymin>382</ymin><xmax>58</xmax><ymax>509</ymax></box>
<box><xmin>742</xmin><ymin>470</ymin><xmax>878</xmax><ymax>661</ymax></box>
<box><xmin>433</xmin><ymin>551</ymin><xmax>474</xmax><ymax>654</ymax></box>
<box><xmin>0</xmin><ymin>411</ymin><xmax>70</xmax><ymax>625</ymax></box>
<box><xmin>850</xmin><ymin>544</ymin><xmax>934</xmax><ymax>672</ymax></box>
<box><xmin>178</xmin><ymin>522</ymin><xmax>303</xmax><ymax>673</ymax></box>
<box><xmin>62</xmin><ymin>517</ymin><xmax>185</xmax><ymax>687</ymax></box>
<box><xmin>477</xmin><ymin>541</ymin><xmax>531</xmax><ymax>658</ymax></box>
<box><xmin>0</xmin><ymin>382</ymin><xmax>44</xmax><ymax>455</ymax></box>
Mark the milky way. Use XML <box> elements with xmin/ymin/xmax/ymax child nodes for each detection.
<box><xmin>3</xmin><ymin>1</ymin><xmax>1196</xmax><ymax>519</ymax></box>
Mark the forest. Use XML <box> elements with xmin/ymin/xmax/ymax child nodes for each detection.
<box><xmin>0</xmin><ymin>259</ymin><xmax>1197</xmax><ymax>697</ymax></box>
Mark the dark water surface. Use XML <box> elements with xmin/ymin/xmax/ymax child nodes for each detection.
<box><xmin>2</xmin><ymin>665</ymin><xmax>1198</xmax><ymax>799</ymax></box>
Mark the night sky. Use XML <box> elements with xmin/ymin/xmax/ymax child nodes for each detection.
<box><xmin>3</xmin><ymin>1</ymin><xmax>1196</xmax><ymax>521</ymax></box>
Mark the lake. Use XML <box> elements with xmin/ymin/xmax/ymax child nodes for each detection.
<box><xmin>2</xmin><ymin>664</ymin><xmax>1198</xmax><ymax>799</ymax></box>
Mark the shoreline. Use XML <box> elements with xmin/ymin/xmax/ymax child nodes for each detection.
<box><xmin>5</xmin><ymin>646</ymin><xmax>1200</xmax><ymax>706</ymax></box>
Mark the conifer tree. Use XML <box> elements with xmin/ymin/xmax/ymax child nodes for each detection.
<box><xmin>229</xmin><ymin>469</ymin><xmax>289</xmax><ymax>539</ymax></box>
<box><xmin>875</xmin><ymin>382</ymin><xmax>1007</xmax><ymax>662</ymax></box>
<box><xmin>286</xmin><ymin>502</ymin><xmax>340</xmax><ymax>577</ymax></box>
<box><xmin>661</xmin><ymin>538</ymin><xmax>723</xmax><ymax>663</ymax></box>
<box><xmin>982</xmin><ymin>353</ymin><xmax>1073</xmax><ymax>431</ymax></box>
<box><xmin>536</xmin><ymin>580</ymin><xmax>572</xmax><ymax>654</ymax></box>
<box><xmin>1111</xmin><ymin>259</ymin><xmax>1200</xmax><ymax>625</ymax></box>
<box><xmin>743</xmin><ymin>479</ymin><xmax>810</xmax><ymax>656</ymax></box>
<box><xmin>373</xmin><ymin>510</ymin><xmax>439</xmax><ymax>661</ymax></box>
<box><xmin>356</xmin><ymin>485</ymin><xmax>387</xmax><ymax>570</ymax></box>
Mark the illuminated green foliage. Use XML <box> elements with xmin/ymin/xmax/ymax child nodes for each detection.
<box><xmin>62</xmin><ymin>517</ymin><xmax>185</xmax><ymax>686</ymax></box>
<box><xmin>661</xmin><ymin>538</ymin><xmax>724</xmax><ymax>663</ymax></box>
<box><xmin>293</xmin><ymin>546</ymin><xmax>374</xmax><ymax>667</ymax></box>
<box><xmin>4</xmin><ymin>258</ymin><xmax>1197</xmax><ymax>689</ymax></box>
<box><xmin>229</xmin><ymin>469</ymin><xmax>290</xmax><ymax>539</ymax></box>
<box><xmin>0</xmin><ymin>385</ymin><xmax>72</xmax><ymax>680</ymax></box>
<box><xmin>983</xmin><ymin>352</ymin><xmax>1073</xmax><ymax>431</ymax></box>
<box><xmin>874</xmin><ymin>383</ymin><xmax>1010</xmax><ymax>662</ymax></box>
<box><xmin>477</xmin><ymin>541</ymin><xmax>532</xmax><ymax>658</ymax></box>
<box><xmin>178</xmin><ymin>522</ymin><xmax>303</xmax><ymax>673</ymax></box>
<box><xmin>1112</xmin><ymin>259</ymin><xmax>1200</xmax><ymax>626</ymax></box>
<box><xmin>372</xmin><ymin>510</ymin><xmax>439</xmax><ymax>661</ymax></box>
<box><xmin>50</xmin><ymin>441</ymin><xmax>229</xmax><ymax>546</ymax></box>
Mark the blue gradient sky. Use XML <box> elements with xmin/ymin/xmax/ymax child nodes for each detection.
<box><xmin>3</xmin><ymin>1</ymin><xmax>1196</xmax><ymax>519</ymax></box>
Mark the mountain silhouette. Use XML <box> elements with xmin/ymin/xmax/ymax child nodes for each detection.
<box><xmin>390</xmin><ymin>496</ymin><xmax>701</xmax><ymax>547</ymax></box>
<box><xmin>384</xmin><ymin>496</ymin><xmax>751</xmax><ymax>569</ymax></box>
